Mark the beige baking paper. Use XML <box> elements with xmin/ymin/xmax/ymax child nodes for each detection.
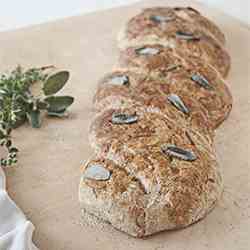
<box><xmin>0</xmin><ymin>0</ymin><xmax>249</xmax><ymax>249</ymax></box>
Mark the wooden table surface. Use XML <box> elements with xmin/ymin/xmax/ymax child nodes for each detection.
<box><xmin>1</xmin><ymin>0</ymin><xmax>249</xmax><ymax>249</ymax></box>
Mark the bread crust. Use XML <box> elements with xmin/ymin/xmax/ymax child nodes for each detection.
<box><xmin>116</xmin><ymin>46</ymin><xmax>232</xmax><ymax>128</ymax></box>
<box><xmin>94</xmin><ymin>70</ymin><xmax>214</xmax><ymax>130</ymax></box>
<box><xmin>117</xmin><ymin>7</ymin><xmax>230</xmax><ymax>77</ymax></box>
<box><xmin>117</xmin><ymin>39</ymin><xmax>230</xmax><ymax>77</ymax></box>
<box><xmin>89</xmin><ymin>105</ymin><xmax>213</xmax><ymax>155</ymax></box>
<box><xmin>79</xmin><ymin>6</ymin><xmax>232</xmax><ymax>238</ymax></box>
<box><xmin>79</xmin><ymin>157</ymin><xmax>147</xmax><ymax>237</ymax></box>
<box><xmin>118</xmin><ymin>7</ymin><xmax>225</xmax><ymax>48</ymax></box>
<box><xmin>80</xmin><ymin>120</ymin><xmax>222</xmax><ymax>237</ymax></box>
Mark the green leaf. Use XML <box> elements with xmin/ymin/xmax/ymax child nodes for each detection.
<box><xmin>43</xmin><ymin>71</ymin><xmax>70</xmax><ymax>96</ymax></box>
<box><xmin>5</xmin><ymin>140</ymin><xmax>12</xmax><ymax>148</ymax></box>
<box><xmin>11</xmin><ymin>114</ymin><xmax>27</xmax><ymax>129</ymax></box>
<box><xmin>0</xmin><ymin>89</ymin><xmax>8</xmax><ymax>95</ymax></box>
<box><xmin>1</xmin><ymin>159</ymin><xmax>7</xmax><ymax>167</ymax></box>
<box><xmin>0</xmin><ymin>96</ymin><xmax>4</xmax><ymax>106</ymax></box>
<box><xmin>47</xmin><ymin>110</ymin><xmax>68</xmax><ymax>118</ymax></box>
<box><xmin>27</xmin><ymin>110</ymin><xmax>41</xmax><ymax>128</ymax></box>
<box><xmin>9</xmin><ymin>147</ymin><xmax>19</xmax><ymax>153</ymax></box>
<box><xmin>37</xmin><ymin>100</ymin><xmax>48</xmax><ymax>110</ymax></box>
<box><xmin>0</xmin><ymin>130</ymin><xmax>5</xmax><ymax>139</ymax></box>
<box><xmin>44</xmin><ymin>96</ymin><xmax>74</xmax><ymax>112</ymax></box>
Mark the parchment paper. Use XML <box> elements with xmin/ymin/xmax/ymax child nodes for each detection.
<box><xmin>0</xmin><ymin>1</ymin><xmax>249</xmax><ymax>249</ymax></box>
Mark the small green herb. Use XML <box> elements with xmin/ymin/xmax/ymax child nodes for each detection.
<box><xmin>0</xmin><ymin>66</ymin><xmax>74</xmax><ymax>167</ymax></box>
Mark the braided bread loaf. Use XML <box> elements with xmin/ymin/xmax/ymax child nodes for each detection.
<box><xmin>79</xmin><ymin>6</ymin><xmax>233</xmax><ymax>237</ymax></box>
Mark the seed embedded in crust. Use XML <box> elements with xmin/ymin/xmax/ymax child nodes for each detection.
<box><xmin>110</xmin><ymin>75</ymin><xmax>129</xmax><ymax>86</ymax></box>
<box><xmin>111</xmin><ymin>112</ymin><xmax>138</xmax><ymax>125</ymax></box>
<box><xmin>84</xmin><ymin>164</ymin><xmax>111</xmax><ymax>181</ymax></box>
<box><xmin>150</xmin><ymin>15</ymin><xmax>175</xmax><ymax>23</ymax></box>
<box><xmin>176</xmin><ymin>31</ymin><xmax>201</xmax><ymax>41</ymax></box>
<box><xmin>167</xmin><ymin>94</ymin><xmax>190</xmax><ymax>115</ymax></box>
<box><xmin>135</xmin><ymin>47</ymin><xmax>160</xmax><ymax>55</ymax></box>
<box><xmin>165</xmin><ymin>64</ymin><xmax>181</xmax><ymax>72</ymax></box>
<box><xmin>161</xmin><ymin>144</ymin><xmax>197</xmax><ymax>161</ymax></box>
<box><xmin>191</xmin><ymin>74</ymin><xmax>213</xmax><ymax>90</ymax></box>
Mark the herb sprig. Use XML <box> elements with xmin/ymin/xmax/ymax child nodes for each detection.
<box><xmin>0</xmin><ymin>66</ymin><xmax>74</xmax><ymax>167</ymax></box>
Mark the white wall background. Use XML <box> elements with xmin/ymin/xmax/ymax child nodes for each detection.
<box><xmin>0</xmin><ymin>0</ymin><xmax>249</xmax><ymax>32</ymax></box>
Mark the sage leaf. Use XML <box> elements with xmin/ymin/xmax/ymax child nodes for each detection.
<box><xmin>27</xmin><ymin>110</ymin><xmax>41</xmax><ymax>128</ymax></box>
<box><xmin>44</xmin><ymin>96</ymin><xmax>74</xmax><ymax>112</ymax></box>
<box><xmin>0</xmin><ymin>66</ymin><xmax>73</xmax><ymax>166</ymax></box>
<box><xmin>43</xmin><ymin>71</ymin><xmax>70</xmax><ymax>96</ymax></box>
<box><xmin>47</xmin><ymin>110</ymin><xmax>68</xmax><ymax>118</ymax></box>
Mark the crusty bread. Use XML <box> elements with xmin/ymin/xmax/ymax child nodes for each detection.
<box><xmin>79</xmin><ymin>6</ymin><xmax>232</xmax><ymax>237</ymax></box>
<box><xmin>89</xmin><ymin>105</ymin><xmax>214</xmax><ymax>154</ymax></box>
<box><xmin>80</xmin><ymin>114</ymin><xmax>222</xmax><ymax>237</ymax></box>
<box><xmin>93</xmin><ymin>75</ymin><xmax>214</xmax><ymax>136</ymax></box>
<box><xmin>117</xmin><ymin>7</ymin><xmax>230</xmax><ymax>76</ymax></box>
<box><xmin>115</xmin><ymin>46</ymin><xmax>232</xmax><ymax>128</ymax></box>
<box><xmin>118</xmin><ymin>7</ymin><xmax>226</xmax><ymax>48</ymax></box>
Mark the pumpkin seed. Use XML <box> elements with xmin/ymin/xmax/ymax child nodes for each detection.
<box><xmin>176</xmin><ymin>31</ymin><xmax>200</xmax><ymax>41</ymax></box>
<box><xmin>111</xmin><ymin>113</ymin><xmax>138</xmax><ymax>124</ymax></box>
<box><xmin>150</xmin><ymin>15</ymin><xmax>174</xmax><ymax>23</ymax></box>
<box><xmin>110</xmin><ymin>75</ymin><xmax>129</xmax><ymax>86</ymax></box>
<box><xmin>165</xmin><ymin>64</ymin><xmax>181</xmax><ymax>72</ymax></box>
<box><xmin>191</xmin><ymin>74</ymin><xmax>213</xmax><ymax>90</ymax></box>
<box><xmin>161</xmin><ymin>144</ymin><xmax>197</xmax><ymax>161</ymax></box>
<box><xmin>84</xmin><ymin>164</ymin><xmax>111</xmax><ymax>181</ymax></box>
<box><xmin>167</xmin><ymin>94</ymin><xmax>190</xmax><ymax>115</ymax></box>
<box><xmin>135</xmin><ymin>47</ymin><xmax>160</xmax><ymax>55</ymax></box>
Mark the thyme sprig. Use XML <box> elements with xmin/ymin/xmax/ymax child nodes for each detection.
<box><xmin>0</xmin><ymin>66</ymin><xmax>74</xmax><ymax>167</ymax></box>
